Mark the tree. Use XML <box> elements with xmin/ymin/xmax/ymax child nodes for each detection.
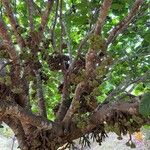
<box><xmin>0</xmin><ymin>0</ymin><xmax>149</xmax><ymax>149</ymax></box>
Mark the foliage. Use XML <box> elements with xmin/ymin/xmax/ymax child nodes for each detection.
<box><xmin>139</xmin><ymin>92</ymin><xmax>150</xmax><ymax>117</ymax></box>
<box><xmin>0</xmin><ymin>0</ymin><xmax>149</xmax><ymax>149</ymax></box>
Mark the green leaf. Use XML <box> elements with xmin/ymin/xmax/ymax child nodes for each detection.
<box><xmin>144</xmin><ymin>32</ymin><xmax>150</xmax><ymax>43</ymax></box>
<box><xmin>139</xmin><ymin>92</ymin><xmax>150</xmax><ymax>117</ymax></box>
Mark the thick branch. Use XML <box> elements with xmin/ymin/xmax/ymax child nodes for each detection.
<box><xmin>3</xmin><ymin>117</ymin><xmax>28</xmax><ymax>150</ymax></box>
<box><xmin>76</xmin><ymin>0</ymin><xmax>111</xmax><ymax>56</ymax></box>
<box><xmin>63</xmin><ymin>1</ymin><xmax>113</xmax><ymax>121</ymax></box>
<box><xmin>0</xmin><ymin>100</ymin><xmax>52</xmax><ymax>130</ymax></box>
<box><xmin>56</xmin><ymin>72</ymin><xmax>70</xmax><ymax>122</ymax></box>
<box><xmin>63</xmin><ymin>49</ymin><xmax>97</xmax><ymax>123</ymax></box>
<box><xmin>89</xmin><ymin>100</ymin><xmax>139</xmax><ymax>125</ymax></box>
<box><xmin>63</xmin><ymin>81</ymin><xmax>87</xmax><ymax>123</ymax></box>
<box><xmin>67</xmin><ymin>98</ymin><xmax>150</xmax><ymax>144</ymax></box>
<box><xmin>94</xmin><ymin>0</ymin><xmax>112</xmax><ymax>35</ymax></box>
<box><xmin>36</xmin><ymin>70</ymin><xmax>47</xmax><ymax>118</ymax></box>
<box><xmin>0</xmin><ymin>19</ymin><xmax>19</xmax><ymax>61</ymax></box>
<box><xmin>2</xmin><ymin>0</ymin><xmax>26</xmax><ymax>48</ymax></box>
<box><xmin>0</xmin><ymin>18</ymin><xmax>29</xmax><ymax>108</ymax></box>
<box><xmin>106</xmin><ymin>0</ymin><xmax>144</xmax><ymax>48</ymax></box>
<box><xmin>0</xmin><ymin>18</ymin><xmax>21</xmax><ymax>84</ymax></box>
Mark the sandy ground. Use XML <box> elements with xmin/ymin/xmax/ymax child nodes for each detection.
<box><xmin>0</xmin><ymin>135</ymin><xmax>18</xmax><ymax>150</ymax></box>
<box><xmin>0</xmin><ymin>132</ymin><xmax>149</xmax><ymax>150</ymax></box>
<box><xmin>62</xmin><ymin>132</ymin><xmax>149</xmax><ymax>150</ymax></box>
<box><xmin>80</xmin><ymin>133</ymin><xmax>147</xmax><ymax>150</ymax></box>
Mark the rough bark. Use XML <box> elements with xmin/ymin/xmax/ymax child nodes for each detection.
<box><xmin>0</xmin><ymin>0</ymin><xmax>148</xmax><ymax>149</ymax></box>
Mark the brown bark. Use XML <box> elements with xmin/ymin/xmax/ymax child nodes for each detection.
<box><xmin>36</xmin><ymin>70</ymin><xmax>47</xmax><ymax>118</ymax></box>
<box><xmin>1</xmin><ymin>97</ymin><xmax>149</xmax><ymax>150</ymax></box>
<box><xmin>2</xmin><ymin>0</ymin><xmax>26</xmax><ymax>48</ymax></box>
<box><xmin>0</xmin><ymin>0</ymin><xmax>148</xmax><ymax>149</ymax></box>
<box><xmin>94</xmin><ymin>0</ymin><xmax>112</xmax><ymax>35</ymax></box>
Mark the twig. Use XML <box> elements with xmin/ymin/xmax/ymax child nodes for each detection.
<box><xmin>0</xmin><ymin>1</ymin><xmax>3</xmax><ymax>18</ymax></box>
<box><xmin>105</xmin><ymin>70</ymin><xmax>150</xmax><ymax>102</ymax></box>
<box><xmin>59</xmin><ymin>0</ymin><xmax>72</xmax><ymax>61</ymax></box>
<box><xmin>51</xmin><ymin>0</ymin><xmax>59</xmax><ymax>51</ymax></box>
<box><xmin>59</xmin><ymin>0</ymin><xmax>63</xmax><ymax>52</ymax></box>
<box><xmin>105</xmin><ymin>50</ymin><xmax>150</xmax><ymax>81</ymax></box>
<box><xmin>105</xmin><ymin>0</ymin><xmax>144</xmax><ymax>49</ymax></box>
<box><xmin>63</xmin><ymin>18</ymin><xmax>72</xmax><ymax>62</ymax></box>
